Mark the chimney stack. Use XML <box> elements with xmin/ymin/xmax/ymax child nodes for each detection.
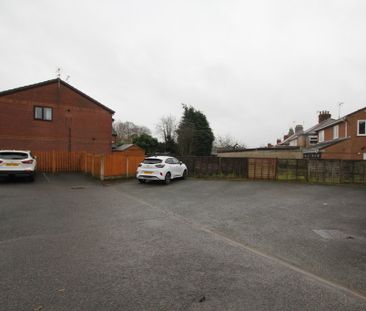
<box><xmin>318</xmin><ymin>110</ymin><xmax>331</xmax><ymax>123</ymax></box>
<box><xmin>295</xmin><ymin>124</ymin><xmax>303</xmax><ymax>134</ymax></box>
<box><xmin>276</xmin><ymin>139</ymin><xmax>281</xmax><ymax>145</ymax></box>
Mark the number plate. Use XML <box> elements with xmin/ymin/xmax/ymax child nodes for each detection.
<box><xmin>143</xmin><ymin>171</ymin><xmax>153</xmax><ymax>174</ymax></box>
<box><xmin>6</xmin><ymin>163</ymin><xmax>19</xmax><ymax>166</ymax></box>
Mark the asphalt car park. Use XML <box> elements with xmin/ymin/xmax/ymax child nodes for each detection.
<box><xmin>1</xmin><ymin>174</ymin><xmax>366</xmax><ymax>310</ymax></box>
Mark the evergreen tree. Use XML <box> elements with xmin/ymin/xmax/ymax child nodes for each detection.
<box><xmin>177</xmin><ymin>105</ymin><xmax>214</xmax><ymax>156</ymax></box>
<box><xmin>133</xmin><ymin>133</ymin><xmax>159</xmax><ymax>154</ymax></box>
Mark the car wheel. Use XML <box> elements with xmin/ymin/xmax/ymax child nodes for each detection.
<box><xmin>138</xmin><ymin>179</ymin><xmax>146</xmax><ymax>184</ymax></box>
<box><xmin>182</xmin><ymin>170</ymin><xmax>187</xmax><ymax>180</ymax></box>
<box><xmin>164</xmin><ymin>172</ymin><xmax>171</xmax><ymax>185</ymax></box>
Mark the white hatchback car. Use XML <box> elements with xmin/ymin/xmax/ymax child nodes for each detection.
<box><xmin>136</xmin><ymin>156</ymin><xmax>188</xmax><ymax>184</ymax></box>
<box><xmin>0</xmin><ymin>150</ymin><xmax>37</xmax><ymax>181</ymax></box>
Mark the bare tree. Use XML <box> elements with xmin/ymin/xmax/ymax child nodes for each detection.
<box><xmin>113</xmin><ymin>120</ymin><xmax>151</xmax><ymax>144</ymax></box>
<box><xmin>155</xmin><ymin>115</ymin><xmax>178</xmax><ymax>153</ymax></box>
<box><xmin>214</xmin><ymin>134</ymin><xmax>246</xmax><ymax>151</ymax></box>
<box><xmin>155</xmin><ymin>115</ymin><xmax>177</xmax><ymax>143</ymax></box>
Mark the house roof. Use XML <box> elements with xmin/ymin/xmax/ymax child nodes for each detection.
<box><xmin>279</xmin><ymin>106</ymin><xmax>366</xmax><ymax>146</ymax></box>
<box><xmin>313</xmin><ymin>106</ymin><xmax>366</xmax><ymax>132</ymax></box>
<box><xmin>303</xmin><ymin>118</ymin><xmax>337</xmax><ymax>134</ymax></box>
<box><xmin>114</xmin><ymin>144</ymin><xmax>143</xmax><ymax>151</ymax></box>
<box><xmin>0</xmin><ymin>78</ymin><xmax>115</xmax><ymax>114</ymax></box>
<box><xmin>279</xmin><ymin>117</ymin><xmax>336</xmax><ymax>145</ymax></box>
<box><xmin>303</xmin><ymin>137</ymin><xmax>350</xmax><ymax>153</ymax></box>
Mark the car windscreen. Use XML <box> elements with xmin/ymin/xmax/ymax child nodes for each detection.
<box><xmin>0</xmin><ymin>152</ymin><xmax>28</xmax><ymax>160</ymax></box>
<box><xmin>143</xmin><ymin>158</ymin><xmax>163</xmax><ymax>164</ymax></box>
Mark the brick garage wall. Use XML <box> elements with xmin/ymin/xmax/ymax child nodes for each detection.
<box><xmin>0</xmin><ymin>81</ymin><xmax>113</xmax><ymax>153</ymax></box>
<box><xmin>218</xmin><ymin>149</ymin><xmax>303</xmax><ymax>159</ymax></box>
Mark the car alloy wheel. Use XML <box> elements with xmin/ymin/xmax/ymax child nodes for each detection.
<box><xmin>164</xmin><ymin>172</ymin><xmax>171</xmax><ymax>185</ymax></box>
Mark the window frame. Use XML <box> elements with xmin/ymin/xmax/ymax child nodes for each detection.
<box><xmin>34</xmin><ymin>106</ymin><xmax>53</xmax><ymax>121</ymax></box>
<box><xmin>333</xmin><ymin>125</ymin><xmax>339</xmax><ymax>139</ymax></box>
<box><xmin>308</xmin><ymin>135</ymin><xmax>318</xmax><ymax>145</ymax></box>
<box><xmin>165</xmin><ymin>158</ymin><xmax>174</xmax><ymax>164</ymax></box>
<box><xmin>357</xmin><ymin>120</ymin><xmax>366</xmax><ymax>136</ymax></box>
<box><xmin>172</xmin><ymin>157</ymin><xmax>180</xmax><ymax>164</ymax></box>
<box><xmin>318</xmin><ymin>130</ymin><xmax>325</xmax><ymax>142</ymax></box>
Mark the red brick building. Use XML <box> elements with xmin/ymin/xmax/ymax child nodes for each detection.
<box><xmin>303</xmin><ymin>107</ymin><xmax>366</xmax><ymax>160</ymax></box>
<box><xmin>0</xmin><ymin>78</ymin><xmax>115</xmax><ymax>153</ymax></box>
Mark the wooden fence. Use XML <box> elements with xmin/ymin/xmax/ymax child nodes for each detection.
<box><xmin>178</xmin><ymin>156</ymin><xmax>366</xmax><ymax>184</ymax></box>
<box><xmin>34</xmin><ymin>151</ymin><xmax>144</xmax><ymax>180</ymax></box>
<box><xmin>34</xmin><ymin>151</ymin><xmax>84</xmax><ymax>173</ymax></box>
<box><xmin>33</xmin><ymin>152</ymin><xmax>366</xmax><ymax>184</ymax></box>
<box><xmin>178</xmin><ymin>156</ymin><xmax>248</xmax><ymax>177</ymax></box>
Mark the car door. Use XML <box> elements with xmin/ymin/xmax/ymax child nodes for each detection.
<box><xmin>172</xmin><ymin>157</ymin><xmax>183</xmax><ymax>177</ymax></box>
<box><xmin>165</xmin><ymin>158</ymin><xmax>176</xmax><ymax>177</ymax></box>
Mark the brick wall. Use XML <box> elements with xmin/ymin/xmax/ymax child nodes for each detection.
<box><xmin>218</xmin><ymin>149</ymin><xmax>303</xmax><ymax>159</ymax></box>
<box><xmin>0</xmin><ymin>81</ymin><xmax>113</xmax><ymax>153</ymax></box>
<box><xmin>322</xmin><ymin>109</ymin><xmax>366</xmax><ymax>160</ymax></box>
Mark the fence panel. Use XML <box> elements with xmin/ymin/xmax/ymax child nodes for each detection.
<box><xmin>220</xmin><ymin>158</ymin><xmax>248</xmax><ymax>177</ymax></box>
<box><xmin>277</xmin><ymin>159</ymin><xmax>307</xmax><ymax>182</ymax></box>
<box><xmin>248</xmin><ymin>158</ymin><xmax>277</xmax><ymax>180</ymax></box>
<box><xmin>177</xmin><ymin>156</ymin><xmax>248</xmax><ymax>177</ymax></box>
<box><xmin>102</xmin><ymin>153</ymin><xmax>145</xmax><ymax>179</ymax></box>
<box><xmin>127</xmin><ymin>156</ymin><xmax>145</xmax><ymax>177</ymax></box>
<box><xmin>350</xmin><ymin>161</ymin><xmax>366</xmax><ymax>184</ymax></box>
<box><xmin>308</xmin><ymin>160</ymin><xmax>341</xmax><ymax>183</ymax></box>
<box><xmin>34</xmin><ymin>151</ymin><xmax>84</xmax><ymax>173</ymax></box>
<box><xmin>104</xmin><ymin>153</ymin><xmax>127</xmax><ymax>177</ymax></box>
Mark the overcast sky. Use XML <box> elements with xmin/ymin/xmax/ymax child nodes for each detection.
<box><xmin>1</xmin><ymin>0</ymin><xmax>366</xmax><ymax>147</ymax></box>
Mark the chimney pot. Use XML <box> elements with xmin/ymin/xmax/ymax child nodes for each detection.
<box><xmin>318</xmin><ymin>110</ymin><xmax>331</xmax><ymax>123</ymax></box>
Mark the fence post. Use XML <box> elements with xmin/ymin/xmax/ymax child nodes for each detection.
<box><xmin>91</xmin><ymin>155</ymin><xmax>95</xmax><ymax>177</ymax></box>
<box><xmin>274</xmin><ymin>158</ymin><xmax>278</xmax><ymax>180</ymax></box>
<box><xmin>52</xmin><ymin>150</ymin><xmax>56</xmax><ymax>174</ymax></box>
<box><xmin>100</xmin><ymin>155</ymin><xmax>105</xmax><ymax>181</ymax></box>
<box><xmin>218</xmin><ymin>157</ymin><xmax>222</xmax><ymax>176</ymax></box>
<box><xmin>126</xmin><ymin>157</ymin><xmax>129</xmax><ymax>178</ymax></box>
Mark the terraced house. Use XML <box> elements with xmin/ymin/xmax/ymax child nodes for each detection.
<box><xmin>303</xmin><ymin>107</ymin><xmax>366</xmax><ymax>160</ymax></box>
<box><xmin>0</xmin><ymin>79</ymin><xmax>115</xmax><ymax>153</ymax></box>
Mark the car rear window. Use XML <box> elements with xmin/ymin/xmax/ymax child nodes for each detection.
<box><xmin>143</xmin><ymin>158</ymin><xmax>163</xmax><ymax>164</ymax></box>
<box><xmin>0</xmin><ymin>152</ymin><xmax>29</xmax><ymax>160</ymax></box>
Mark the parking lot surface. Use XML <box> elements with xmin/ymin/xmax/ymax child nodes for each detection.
<box><xmin>1</xmin><ymin>174</ymin><xmax>366</xmax><ymax>310</ymax></box>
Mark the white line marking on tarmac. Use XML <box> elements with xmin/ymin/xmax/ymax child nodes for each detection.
<box><xmin>120</xmin><ymin>191</ymin><xmax>366</xmax><ymax>304</ymax></box>
<box><xmin>42</xmin><ymin>173</ymin><xmax>50</xmax><ymax>182</ymax></box>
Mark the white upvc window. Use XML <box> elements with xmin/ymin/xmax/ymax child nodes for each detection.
<box><xmin>333</xmin><ymin>125</ymin><xmax>339</xmax><ymax>139</ymax></box>
<box><xmin>319</xmin><ymin>130</ymin><xmax>325</xmax><ymax>142</ymax></box>
<box><xmin>34</xmin><ymin>106</ymin><xmax>52</xmax><ymax>121</ymax></box>
<box><xmin>308</xmin><ymin>135</ymin><xmax>318</xmax><ymax>145</ymax></box>
<box><xmin>357</xmin><ymin>120</ymin><xmax>366</xmax><ymax>136</ymax></box>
